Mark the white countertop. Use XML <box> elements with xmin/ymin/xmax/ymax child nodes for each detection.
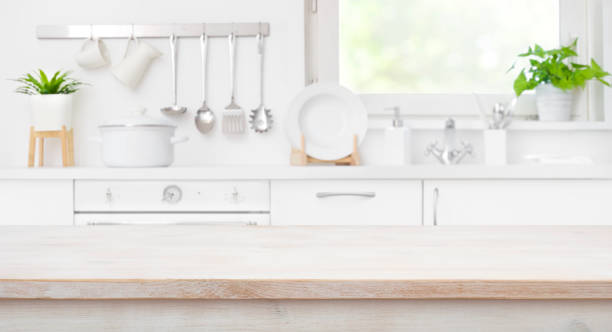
<box><xmin>1</xmin><ymin>164</ymin><xmax>612</xmax><ymax>180</ymax></box>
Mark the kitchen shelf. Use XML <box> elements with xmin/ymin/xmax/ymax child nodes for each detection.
<box><xmin>3</xmin><ymin>165</ymin><xmax>612</xmax><ymax>180</ymax></box>
<box><xmin>368</xmin><ymin>118</ymin><xmax>612</xmax><ymax>131</ymax></box>
<box><xmin>505</xmin><ymin>121</ymin><xmax>612</xmax><ymax>131</ymax></box>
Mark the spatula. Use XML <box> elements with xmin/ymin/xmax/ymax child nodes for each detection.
<box><xmin>223</xmin><ymin>32</ymin><xmax>245</xmax><ymax>134</ymax></box>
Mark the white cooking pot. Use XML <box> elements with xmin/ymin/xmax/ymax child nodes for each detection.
<box><xmin>92</xmin><ymin>109</ymin><xmax>188</xmax><ymax>167</ymax></box>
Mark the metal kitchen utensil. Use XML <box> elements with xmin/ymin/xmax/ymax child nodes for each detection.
<box><xmin>492</xmin><ymin>103</ymin><xmax>505</xmax><ymax>129</ymax></box>
<box><xmin>194</xmin><ymin>31</ymin><xmax>215</xmax><ymax>133</ymax></box>
<box><xmin>473</xmin><ymin>93</ymin><xmax>490</xmax><ymax>129</ymax></box>
<box><xmin>500</xmin><ymin>97</ymin><xmax>516</xmax><ymax>128</ymax></box>
<box><xmin>473</xmin><ymin>94</ymin><xmax>515</xmax><ymax>129</ymax></box>
<box><xmin>491</xmin><ymin>98</ymin><xmax>515</xmax><ymax>129</ymax></box>
<box><xmin>222</xmin><ymin>32</ymin><xmax>245</xmax><ymax>134</ymax></box>
<box><xmin>161</xmin><ymin>34</ymin><xmax>187</xmax><ymax>116</ymax></box>
<box><xmin>249</xmin><ymin>31</ymin><xmax>273</xmax><ymax>133</ymax></box>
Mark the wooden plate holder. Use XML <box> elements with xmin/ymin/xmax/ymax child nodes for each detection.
<box><xmin>28</xmin><ymin>126</ymin><xmax>74</xmax><ymax>167</ymax></box>
<box><xmin>290</xmin><ymin>134</ymin><xmax>360</xmax><ymax>166</ymax></box>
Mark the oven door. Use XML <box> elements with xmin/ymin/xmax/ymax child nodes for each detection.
<box><xmin>74</xmin><ymin>213</ymin><xmax>270</xmax><ymax>226</ymax></box>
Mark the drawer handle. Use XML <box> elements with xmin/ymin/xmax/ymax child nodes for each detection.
<box><xmin>316</xmin><ymin>192</ymin><xmax>376</xmax><ymax>199</ymax></box>
<box><xmin>433</xmin><ymin>187</ymin><xmax>439</xmax><ymax>226</ymax></box>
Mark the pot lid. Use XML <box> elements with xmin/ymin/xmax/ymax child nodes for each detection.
<box><xmin>99</xmin><ymin>108</ymin><xmax>175</xmax><ymax>128</ymax></box>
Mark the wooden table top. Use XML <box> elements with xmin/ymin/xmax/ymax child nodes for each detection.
<box><xmin>1</xmin><ymin>226</ymin><xmax>612</xmax><ymax>300</ymax></box>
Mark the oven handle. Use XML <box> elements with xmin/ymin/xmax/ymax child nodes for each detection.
<box><xmin>86</xmin><ymin>221</ymin><xmax>258</xmax><ymax>226</ymax></box>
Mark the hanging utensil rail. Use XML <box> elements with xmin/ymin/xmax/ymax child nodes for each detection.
<box><xmin>36</xmin><ymin>23</ymin><xmax>270</xmax><ymax>39</ymax></box>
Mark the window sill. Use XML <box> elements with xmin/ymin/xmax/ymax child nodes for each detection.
<box><xmin>368</xmin><ymin>119</ymin><xmax>612</xmax><ymax>131</ymax></box>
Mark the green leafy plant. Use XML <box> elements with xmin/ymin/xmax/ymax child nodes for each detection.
<box><xmin>511</xmin><ymin>39</ymin><xmax>610</xmax><ymax>96</ymax></box>
<box><xmin>13</xmin><ymin>69</ymin><xmax>86</xmax><ymax>95</ymax></box>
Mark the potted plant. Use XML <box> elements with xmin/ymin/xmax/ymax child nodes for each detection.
<box><xmin>13</xmin><ymin>70</ymin><xmax>86</xmax><ymax>130</ymax></box>
<box><xmin>512</xmin><ymin>39</ymin><xmax>610</xmax><ymax>121</ymax></box>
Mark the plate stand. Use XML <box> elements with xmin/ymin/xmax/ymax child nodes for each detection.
<box><xmin>28</xmin><ymin>126</ymin><xmax>74</xmax><ymax>167</ymax></box>
<box><xmin>290</xmin><ymin>134</ymin><xmax>360</xmax><ymax>166</ymax></box>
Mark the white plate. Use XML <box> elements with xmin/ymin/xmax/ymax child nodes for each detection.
<box><xmin>286</xmin><ymin>83</ymin><xmax>368</xmax><ymax>161</ymax></box>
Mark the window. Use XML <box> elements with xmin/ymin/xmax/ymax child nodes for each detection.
<box><xmin>307</xmin><ymin>0</ymin><xmax>598</xmax><ymax>119</ymax></box>
<box><xmin>339</xmin><ymin>0</ymin><xmax>559</xmax><ymax>94</ymax></box>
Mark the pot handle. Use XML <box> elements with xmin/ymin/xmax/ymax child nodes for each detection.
<box><xmin>89</xmin><ymin>137</ymin><xmax>103</xmax><ymax>143</ymax></box>
<box><xmin>171</xmin><ymin>136</ymin><xmax>189</xmax><ymax>144</ymax></box>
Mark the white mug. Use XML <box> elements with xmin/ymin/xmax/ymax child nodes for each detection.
<box><xmin>111</xmin><ymin>37</ymin><xmax>161</xmax><ymax>88</ymax></box>
<box><xmin>74</xmin><ymin>38</ymin><xmax>110</xmax><ymax>69</ymax></box>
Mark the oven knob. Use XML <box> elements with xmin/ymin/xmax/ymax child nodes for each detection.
<box><xmin>162</xmin><ymin>185</ymin><xmax>182</xmax><ymax>204</ymax></box>
<box><xmin>105</xmin><ymin>188</ymin><xmax>113</xmax><ymax>203</ymax></box>
<box><xmin>228</xmin><ymin>186</ymin><xmax>245</xmax><ymax>204</ymax></box>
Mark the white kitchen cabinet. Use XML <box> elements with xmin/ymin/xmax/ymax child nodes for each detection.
<box><xmin>271</xmin><ymin>180</ymin><xmax>421</xmax><ymax>225</ymax></box>
<box><xmin>424</xmin><ymin>180</ymin><xmax>612</xmax><ymax>225</ymax></box>
<box><xmin>0</xmin><ymin>180</ymin><xmax>73</xmax><ymax>225</ymax></box>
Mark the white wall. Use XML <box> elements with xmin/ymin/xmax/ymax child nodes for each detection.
<box><xmin>1</xmin><ymin>0</ymin><xmax>611</xmax><ymax>167</ymax></box>
<box><xmin>0</xmin><ymin>0</ymin><xmax>304</xmax><ymax>166</ymax></box>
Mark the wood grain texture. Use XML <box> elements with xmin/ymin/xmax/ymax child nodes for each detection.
<box><xmin>1</xmin><ymin>226</ymin><xmax>612</xmax><ymax>299</ymax></box>
<box><xmin>27</xmin><ymin>126</ymin><xmax>35</xmax><ymax>167</ymax></box>
<box><xmin>27</xmin><ymin>126</ymin><xmax>74</xmax><ymax>168</ymax></box>
<box><xmin>2</xmin><ymin>299</ymin><xmax>612</xmax><ymax>332</ymax></box>
<box><xmin>37</xmin><ymin>137</ymin><xmax>44</xmax><ymax>166</ymax></box>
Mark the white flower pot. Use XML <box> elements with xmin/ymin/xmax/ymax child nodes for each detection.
<box><xmin>30</xmin><ymin>94</ymin><xmax>73</xmax><ymax>130</ymax></box>
<box><xmin>535</xmin><ymin>84</ymin><xmax>573</xmax><ymax>121</ymax></box>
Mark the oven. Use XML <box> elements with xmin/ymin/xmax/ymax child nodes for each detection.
<box><xmin>73</xmin><ymin>180</ymin><xmax>270</xmax><ymax>226</ymax></box>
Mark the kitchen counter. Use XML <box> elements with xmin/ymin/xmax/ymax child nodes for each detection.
<box><xmin>2</xmin><ymin>225</ymin><xmax>612</xmax><ymax>300</ymax></box>
<box><xmin>2</xmin><ymin>164</ymin><xmax>612</xmax><ymax>180</ymax></box>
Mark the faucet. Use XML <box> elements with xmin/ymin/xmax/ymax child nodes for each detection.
<box><xmin>425</xmin><ymin>118</ymin><xmax>473</xmax><ymax>165</ymax></box>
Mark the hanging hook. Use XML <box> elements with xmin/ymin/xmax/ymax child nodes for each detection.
<box><xmin>88</xmin><ymin>24</ymin><xmax>94</xmax><ymax>40</ymax></box>
<box><xmin>129</xmin><ymin>24</ymin><xmax>135</xmax><ymax>40</ymax></box>
<box><xmin>201</xmin><ymin>23</ymin><xmax>207</xmax><ymax>52</ymax></box>
<box><xmin>257</xmin><ymin>22</ymin><xmax>263</xmax><ymax>55</ymax></box>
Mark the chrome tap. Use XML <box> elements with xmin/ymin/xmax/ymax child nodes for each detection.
<box><xmin>425</xmin><ymin>118</ymin><xmax>473</xmax><ymax>165</ymax></box>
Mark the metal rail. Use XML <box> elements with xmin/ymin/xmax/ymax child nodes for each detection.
<box><xmin>36</xmin><ymin>23</ymin><xmax>270</xmax><ymax>39</ymax></box>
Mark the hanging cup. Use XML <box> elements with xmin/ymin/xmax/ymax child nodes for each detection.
<box><xmin>74</xmin><ymin>37</ymin><xmax>111</xmax><ymax>69</ymax></box>
<box><xmin>111</xmin><ymin>35</ymin><xmax>161</xmax><ymax>88</ymax></box>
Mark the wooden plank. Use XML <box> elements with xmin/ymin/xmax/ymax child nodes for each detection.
<box><xmin>1</xmin><ymin>226</ymin><xmax>612</xmax><ymax>299</ymax></box>
<box><xmin>37</xmin><ymin>137</ymin><xmax>44</xmax><ymax>166</ymax></box>
<box><xmin>27</xmin><ymin>126</ymin><xmax>35</xmax><ymax>167</ymax></box>
<box><xmin>1</xmin><ymin>299</ymin><xmax>612</xmax><ymax>331</ymax></box>
<box><xmin>1</xmin><ymin>280</ymin><xmax>612</xmax><ymax>300</ymax></box>
<box><xmin>60</xmin><ymin>126</ymin><xmax>67</xmax><ymax>167</ymax></box>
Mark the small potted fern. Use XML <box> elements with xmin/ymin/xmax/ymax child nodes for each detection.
<box><xmin>14</xmin><ymin>70</ymin><xmax>85</xmax><ymax>130</ymax></box>
<box><xmin>512</xmin><ymin>39</ymin><xmax>610</xmax><ymax>121</ymax></box>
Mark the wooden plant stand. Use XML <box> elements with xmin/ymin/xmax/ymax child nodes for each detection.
<box><xmin>290</xmin><ymin>134</ymin><xmax>360</xmax><ymax>166</ymax></box>
<box><xmin>28</xmin><ymin>126</ymin><xmax>74</xmax><ymax>167</ymax></box>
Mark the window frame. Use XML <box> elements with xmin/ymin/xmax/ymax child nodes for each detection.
<box><xmin>306</xmin><ymin>0</ymin><xmax>598</xmax><ymax>120</ymax></box>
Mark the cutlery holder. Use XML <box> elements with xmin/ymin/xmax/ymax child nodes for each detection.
<box><xmin>290</xmin><ymin>134</ymin><xmax>361</xmax><ymax>166</ymax></box>
<box><xmin>483</xmin><ymin>129</ymin><xmax>507</xmax><ymax>165</ymax></box>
